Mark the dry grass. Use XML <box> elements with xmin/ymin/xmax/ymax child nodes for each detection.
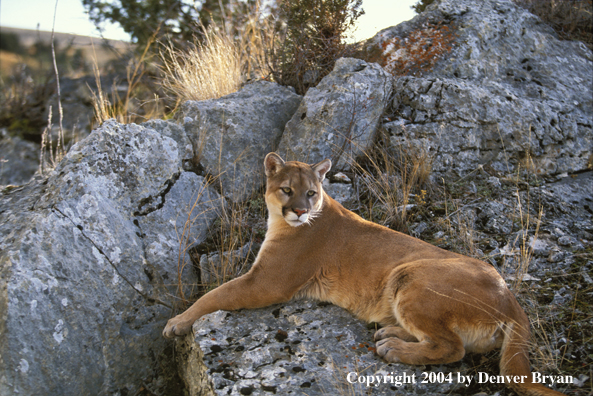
<box><xmin>354</xmin><ymin>137</ymin><xmax>432</xmax><ymax>231</ymax></box>
<box><xmin>0</xmin><ymin>64</ymin><xmax>53</xmax><ymax>137</ymax></box>
<box><xmin>201</xmin><ymin>198</ymin><xmax>258</xmax><ymax>287</ymax></box>
<box><xmin>441</xmin><ymin>200</ymin><xmax>481</xmax><ymax>258</ymax></box>
<box><xmin>89</xmin><ymin>38</ymin><xmax>164</xmax><ymax>126</ymax></box>
<box><xmin>172</xmin><ymin>178</ymin><xmax>222</xmax><ymax>304</ymax></box>
<box><xmin>159</xmin><ymin>26</ymin><xmax>242</xmax><ymax>104</ymax></box>
<box><xmin>159</xmin><ymin>1</ymin><xmax>275</xmax><ymax>104</ymax></box>
<box><xmin>221</xmin><ymin>0</ymin><xmax>276</xmax><ymax>81</ymax></box>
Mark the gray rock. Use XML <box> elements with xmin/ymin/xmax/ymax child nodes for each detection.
<box><xmin>411</xmin><ymin>221</ymin><xmax>429</xmax><ymax>237</ymax></box>
<box><xmin>179</xmin><ymin>300</ymin><xmax>471</xmax><ymax>396</ymax></box>
<box><xmin>180</xmin><ymin>81</ymin><xmax>302</xmax><ymax>201</ymax></box>
<box><xmin>548</xmin><ymin>249</ymin><xmax>566</xmax><ymax>263</ymax></box>
<box><xmin>323</xmin><ymin>180</ymin><xmax>356</xmax><ymax>207</ymax></box>
<box><xmin>558</xmin><ymin>235</ymin><xmax>577</xmax><ymax>247</ymax></box>
<box><xmin>199</xmin><ymin>243</ymin><xmax>252</xmax><ymax>285</ymax></box>
<box><xmin>0</xmin><ymin>119</ymin><xmax>221</xmax><ymax>395</ymax></box>
<box><xmin>0</xmin><ymin>130</ymin><xmax>40</xmax><ymax>185</ymax></box>
<box><xmin>541</xmin><ymin>171</ymin><xmax>593</xmax><ymax>219</ymax></box>
<box><xmin>487</xmin><ymin>176</ymin><xmax>501</xmax><ymax>189</ymax></box>
<box><xmin>529</xmin><ymin>236</ymin><xmax>551</xmax><ymax>257</ymax></box>
<box><xmin>373</xmin><ymin>0</ymin><xmax>592</xmax><ymax>177</ymax></box>
<box><xmin>142</xmin><ymin>119</ymin><xmax>194</xmax><ymax>163</ymax></box>
<box><xmin>479</xmin><ymin>201</ymin><xmax>514</xmax><ymax>234</ymax></box>
<box><xmin>278</xmin><ymin>58</ymin><xmax>393</xmax><ymax>170</ymax></box>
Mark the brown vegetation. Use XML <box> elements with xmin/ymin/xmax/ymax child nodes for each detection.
<box><xmin>514</xmin><ymin>0</ymin><xmax>593</xmax><ymax>49</ymax></box>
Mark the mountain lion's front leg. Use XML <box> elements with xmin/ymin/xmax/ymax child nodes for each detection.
<box><xmin>163</xmin><ymin>265</ymin><xmax>297</xmax><ymax>338</ymax></box>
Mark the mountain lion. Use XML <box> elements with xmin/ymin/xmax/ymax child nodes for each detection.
<box><xmin>163</xmin><ymin>153</ymin><xmax>564</xmax><ymax>396</ymax></box>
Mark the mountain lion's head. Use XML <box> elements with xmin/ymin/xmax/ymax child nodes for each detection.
<box><xmin>264</xmin><ymin>153</ymin><xmax>332</xmax><ymax>227</ymax></box>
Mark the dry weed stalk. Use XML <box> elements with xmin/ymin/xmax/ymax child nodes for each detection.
<box><xmin>89</xmin><ymin>34</ymin><xmax>162</xmax><ymax>125</ymax></box>
<box><xmin>39</xmin><ymin>2</ymin><xmax>67</xmax><ymax>175</ymax></box>
<box><xmin>173</xmin><ymin>178</ymin><xmax>222</xmax><ymax>304</ymax></box>
<box><xmin>510</xmin><ymin>191</ymin><xmax>543</xmax><ymax>292</ymax></box>
<box><xmin>524</xmin><ymin>297</ymin><xmax>563</xmax><ymax>373</ymax></box>
<box><xmin>444</xmin><ymin>201</ymin><xmax>480</xmax><ymax>258</ymax></box>
<box><xmin>49</xmin><ymin>0</ymin><xmax>65</xmax><ymax>162</ymax></box>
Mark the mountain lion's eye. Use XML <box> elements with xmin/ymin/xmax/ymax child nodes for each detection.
<box><xmin>307</xmin><ymin>190</ymin><xmax>316</xmax><ymax>197</ymax></box>
<box><xmin>281</xmin><ymin>187</ymin><xmax>291</xmax><ymax>194</ymax></box>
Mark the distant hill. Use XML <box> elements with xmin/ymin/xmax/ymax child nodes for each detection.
<box><xmin>1</xmin><ymin>26</ymin><xmax>130</xmax><ymax>50</ymax></box>
<box><xmin>0</xmin><ymin>26</ymin><xmax>133</xmax><ymax>75</ymax></box>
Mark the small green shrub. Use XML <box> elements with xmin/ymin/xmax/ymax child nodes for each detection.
<box><xmin>411</xmin><ymin>0</ymin><xmax>435</xmax><ymax>14</ymax></box>
<box><xmin>271</xmin><ymin>0</ymin><xmax>364</xmax><ymax>94</ymax></box>
<box><xmin>0</xmin><ymin>32</ymin><xmax>25</xmax><ymax>54</ymax></box>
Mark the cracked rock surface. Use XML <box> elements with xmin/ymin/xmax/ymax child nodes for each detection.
<box><xmin>0</xmin><ymin>119</ymin><xmax>221</xmax><ymax>395</ymax></box>
<box><xmin>372</xmin><ymin>0</ymin><xmax>592</xmax><ymax>177</ymax></box>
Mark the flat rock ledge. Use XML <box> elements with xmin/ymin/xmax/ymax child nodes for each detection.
<box><xmin>177</xmin><ymin>300</ymin><xmax>474</xmax><ymax>396</ymax></box>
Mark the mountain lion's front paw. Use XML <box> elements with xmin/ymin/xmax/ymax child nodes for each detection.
<box><xmin>162</xmin><ymin>315</ymin><xmax>194</xmax><ymax>339</ymax></box>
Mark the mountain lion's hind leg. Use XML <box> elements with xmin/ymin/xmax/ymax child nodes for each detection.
<box><xmin>376</xmin><ymin>331</ymin><xmax>465</xmax><ymax>365</ymax></box>
<box><xmin>375</xmin><ymin>270</ymin><xmax>466</xmax><ymax>365</ymax></box>
<box><xmin>374</xmin><ymin>326</ymin><xmax>418</xmax><ymax>342</ymax></box>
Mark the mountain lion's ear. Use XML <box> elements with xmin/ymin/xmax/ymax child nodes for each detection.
<box><xmin>264</xmin><ymin>153</ymin><xmax>285</xmax><ymax>177</ymax></box>
<box><xmin>312</xmin><ymin>158</ymin><xmax>332</xmax><ymax>182</ymax></box>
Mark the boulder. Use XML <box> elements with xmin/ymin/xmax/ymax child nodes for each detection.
<box><xmin>370</xmin><ymin>0</ymin><xmax>592</xmax><ymax>177</ymax></box>
<box><xmin>178</xmin><ymin>300</ymin><xmax>471</xmax><ymax>396</ymax></box>
<box><xmin>278</xmin><ymin>58</ymin><xmax>393</xmax><ymax>170</ymax></box>
<box><xmin>0</xmin><ymin>119</ymin><xmax>221</xmax><ymax>395</ymax></box>
<box><xmin>180</xmin><ymin>81</ymin><xmax>302</xmax><ymax>201</ymax></box>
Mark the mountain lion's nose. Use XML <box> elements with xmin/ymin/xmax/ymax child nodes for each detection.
<box><xmin>293</xmin><ymin>208</ymin><xmax>307</xmax><ymax>217</ymax></box>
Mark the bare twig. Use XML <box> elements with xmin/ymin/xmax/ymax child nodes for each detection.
<box><xmin>50</xmin><ymin>0</ymin><xmax>65</xmax><ymax>163</ymax></box>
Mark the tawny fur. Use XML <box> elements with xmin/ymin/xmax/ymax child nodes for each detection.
<box><xmin>163</xmin><ymin>153</ymin><xmax>565</xmax><ymax>396</ymax></box>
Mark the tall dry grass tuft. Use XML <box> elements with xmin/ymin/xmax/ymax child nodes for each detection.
<box><xmin>159</xmin><ymin>26</ymin><xmax>242</xmax><ymax>103</ymax></box>
<box><xmin>159</xmin><ymin>1</ymin><xmax>276</xmax><ymax>104</ymax></box>
<box><xmin>39</xmin><ymin>3</ymin><xmax>67</xmax><ymax>175</ymax></box>
<box><xmin>204</xmin><ymin>198</ymin><xmax>257</xmax><ymax>287</ymax></box>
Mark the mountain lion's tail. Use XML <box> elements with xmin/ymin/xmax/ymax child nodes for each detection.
<box><xmin>500</xmin><ymin>310</ymin><xmax>566</xmax><ymax>396</ymax></box>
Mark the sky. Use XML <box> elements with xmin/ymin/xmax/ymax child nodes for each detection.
<box><xmin>0</xmin><ymin>0</ymin><xmax>417</xmax><ymax>42</ymax></box>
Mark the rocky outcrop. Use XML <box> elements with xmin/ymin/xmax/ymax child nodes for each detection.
<box><xmin>181</xmin><ymin>300</ymin><xmax>455</xmax><ymax>396</ymax></box>
<box><xmin>0</xmin><ymin>119</ymin><xmax>222</xmax><ymax>395</ymax></box>
<box><xmin>181</xmin><ymin>81</ymin><xmax>302</xmax><ymax>202</ymax></box>
<box><xmin>0</xmin><ymin>129</ymin><xmax>39</xmax><ymax>185</ymax></box>
<box><xmin>370</xmin><ymin>0</ymin><xmax>592</xmax><ymax>177</ymax></box>
<box><xmin>278</xmin><ymin>58</ymin><xmax>392</xmax><ymax>170</ymax></box>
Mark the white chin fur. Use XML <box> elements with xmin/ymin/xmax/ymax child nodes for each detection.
<box><xmin>284</xmin><ymin>212</ymin><xmax>309</xmax><ymax>227</ymax></box>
